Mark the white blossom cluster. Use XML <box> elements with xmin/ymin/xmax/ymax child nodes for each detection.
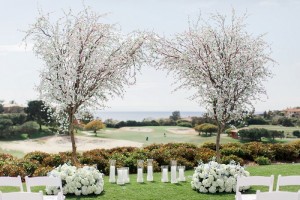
<box><xmin>191</xmin><ymin>160</ymin><xmax>250</xmax><ymax>194</ymax></box>
<box><xmin>149</xmin><ymin>10</ymin><xmax>274</xmax><ymax>124</ymax></box>
<box><xmin>46</xmin><ymin>164</ymin><xmax>104</xmax><ymax>196</ymax></box>
<box><xmin>24</xmin><ymin>8</ymin><xmax>147</xmax><ymax>132</ymax></box>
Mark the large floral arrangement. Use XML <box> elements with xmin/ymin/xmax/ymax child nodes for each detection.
<box><xmin>191</xmin><ymin>160</ymin><xmax>250</xmax><ymax>193</ymax></box>
<box><xmin>46</xmin><ymin>164</ymin><xmax>104</xmax><ymax>196</ymax></box>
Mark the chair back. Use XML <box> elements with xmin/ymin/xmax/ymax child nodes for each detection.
<box><xmin>256</xmin><ymin>190</ymin><xmax>300</xmax><ymax>200</ymax></box>
<box><xmin>0</xmin><ymin>191</ymin><xmax>43</xmax><ymax>200</ymax></box>
<box><xmin>276</xmin><ymin>175</ymin><xmax>300</xmax><ymax>191</ymax></box>
<box><xmin>236</xmin><ymin>175</ymin><xmax>274</xmax><ymax>193</ymax></box>
<box><xmin>25</xmin><ymin>176</ymin><xmax>63</xmax><ymax>193</ymax></box>
<box><xmin>0</xmin><ymin>176</ymin><xmax>23</xmax><ymax>191</ymax></box>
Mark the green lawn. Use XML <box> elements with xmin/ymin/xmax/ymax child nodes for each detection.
<box><xmin>1</xmin><ymin>164</ymin><xmax>300</xmax><ymax>200</ymax></box>
<box><xmin>91</xmin><ymin>126</ymin><xmax>237</xmax><ymax>146</ymax></box>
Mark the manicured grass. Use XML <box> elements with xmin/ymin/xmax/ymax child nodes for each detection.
<box><xmin>0</xmin><ymin>146</ymin><xmax>25</xmax><ymax>158</ymax></box>
<box><xmin>1</xmin><ymin>164</ymin><xmax>300</xmax><ymax>200</ymax></box>
<box><xmin>91</xmin><ymin>126</ymin><xmax>237</xmax><ymax>146</ymax></box>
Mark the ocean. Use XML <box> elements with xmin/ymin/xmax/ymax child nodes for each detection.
<box><xmin>95</xmin><ymin>111</ymin><xmax>204</xmax><ymax>121</ymax></box>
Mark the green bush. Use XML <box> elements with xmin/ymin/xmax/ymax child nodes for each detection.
<box><xmin>220</xmin><ymin>146</ymin><xmax>249</xmax><ymax>159</ymax></box>
<box><xmin>244</xmin><ymin>142</ymin><xmax>275</xmax><ymax>160</ymax></box>
<box><xmin>0</xmin><ymin>163</ymin><xmax>26</xmax><ymax>178</ymax></box>
<box><xmin>42</xmin><ymin>154</ymin><xmax>69</xmax><ymax>167</ymax></box>
<box><xmin>195</xmin><ymin>148</ymin><xmax>216</xmax><ymax>163</ymax></box>
<box><xmin>33</xmin><ymin>166</ymin><xmax>54</xmax><ymax>176</ymax></box>
<box><xmin>201</xmin><ymin>142</ymin><xmax>217</xmax><ymax>150</ymax></box>
<box><xmin>221</xmin><ymin>155</ymin><xmax>244</xmax><ymax>165</ymax></box>
<box><xmin>20</xmin><ymin>121</ymin><xmax>39</xmax><ymax>135</ymax></box>
<box><xmin>293</xmin><ymin>130</ymin><xmax>300</xmax><ymax>138</ymax></box>
<box><xmin>255</xmin><ymin>156</ymin><xmax>271</xmax><ymax>165</ymax></box>
<box><xmin>24</xmin><ymin>151</ymin><xmax>50</xmax><ymax>164</ymax></box>
<box><xmin>177</xmin><ymin>121</ymin><xmax>193</xmax><ymax>128</ymax></box>
<box><xmin>17</xmin><ymin>159</ymin><xmax>39</xmax><ymax>176</ymax></box>
<box><xmin>271</xmin><ymin>144</ymin><xmax>299</xmax><ymax>161</ymax></box>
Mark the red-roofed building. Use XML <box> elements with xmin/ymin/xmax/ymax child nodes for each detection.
<box><xmin>283</xmin><ymin>108</ymin><xmax>300</xmax><ymax>118</ymax></box>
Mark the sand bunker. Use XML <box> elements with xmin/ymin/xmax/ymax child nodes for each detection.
<box><xmin>167</xmin><ymin>127</ymin><xmax>198</xmax><ymax>135</ymax></box>
<box><xmin>119</xmin><ymin>127</ymin><xmax>153</xmax><ymax>132</ymax></box>
<box><xmin>0</xmin><ymin>135</ymin><xmax>143</xmax><ymax>154</ymax></box>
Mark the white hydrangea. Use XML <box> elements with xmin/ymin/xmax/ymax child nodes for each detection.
<box><xmin>191</xmin><ymin>160</ymin><xmax>250</xmax><ymax>194</ymax></box>
<box><xmin>46</xmin><ymin>164</ymin><xmax>104</xmax><ymax>196</ymax></box>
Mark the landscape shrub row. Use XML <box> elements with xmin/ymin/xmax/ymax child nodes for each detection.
<box><xmin>1</xmin><ymin>141</ymin><xmax>300</xmax><ymax>179</ymax></box>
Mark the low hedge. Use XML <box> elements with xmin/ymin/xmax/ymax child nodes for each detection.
<box><xmin>0</xmin><ymin>141</ymin><xmax>300</xmax><ymax>179</ymax></box>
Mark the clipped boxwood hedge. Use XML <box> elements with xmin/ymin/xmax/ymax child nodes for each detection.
<box><xmin>0</xmin><ymin>141</ymin><xmax>300</xmax><ymax>179</ymax></box>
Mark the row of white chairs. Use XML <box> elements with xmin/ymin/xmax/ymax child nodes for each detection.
<box><xmin>0</xmin><ymin>176</ymin><xmax>64</xmax><ymax>200</ymax></box>
<box><xmin>236</xmin><ymin>175</ymin><xmax>300</xmax><ymax>200</ymax></box>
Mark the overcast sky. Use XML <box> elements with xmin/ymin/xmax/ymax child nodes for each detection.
<box><xmin>0</xmin><ymin>0</ymin><xmax>299</xmax><ymax>112</ymax></box>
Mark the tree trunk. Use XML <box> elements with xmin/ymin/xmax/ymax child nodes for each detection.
<box><xmin>39</xmin><ymin>123</ymin><xmax>42</xmax><ymax>131</ymax></box>
<box><xmin>69</xmin><ymin>111</ymin><xmax>79</xmax><ymax>165</ymax></box>
<box><xmin>216</xmin><ymin>123</ymin><xmax>225</xmax><ymax>163</ymax></box>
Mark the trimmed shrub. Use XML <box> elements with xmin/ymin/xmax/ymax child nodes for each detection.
<box><xmin>201</xmin><ymin>142</ymin><xmax>217</xmax><ymax>150</ymax></box>
<box><xmin>33</xmin><ymin>166</ymin><xmax>54</xmax><ymax>176</ymax></box>
<box><xmin>195</xmin><ymin>148</ymin><xmax>216</xmax><ymax>163</ymax></box>
<box><xmin>255</xmin><ymin>156</ymin><xmax>271</xmax><ymax>165</ymax></box>
<box><xmin>177</xmin><ymin>122</ymin><xmax>193</xmax><ymax>128</ymax></box>
<box><xmin>221</xmin><ymin>155</ymin><xmax>244</xmax><ymax>165</ymax></box>
<box><xmin>0</xmin><ymin>163</ymin><xmax>26</xmax><ymax>178</ymax></box>
<box><xmin>20</xmin><ymin>121</ymin><xmax>39</xmax><ymax>135</ymax></box>
<box><xmin>293</xmin><ymin>130</ymin><xmax>300</xmax><ymax>138</ymax></box>
<box><xmin>270</xmin><ymin>144</ymin><xmax>299</xmax><ymax>161</ymax></box>
<box><xmin>24</xmin><ymin>151</ymin><xmax>50</xmax><ymax>164</ymax></box>
<box><xmin>244</xmin><ymin>142</ymin><xmax>275</xmax><ymax>160</ymax></box>
<box><xmin>17</xmin><ymin>159</ymin><xmax>39</xmax><ymax>176</ymax></box>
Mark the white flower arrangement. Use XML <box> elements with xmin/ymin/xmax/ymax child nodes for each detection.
<box><xmin>46</xmin><ymin>164</ymin><xmax>104</xmax><ymax>196</ymax></box>
<box><xmin>191</xmin><ymin>160</ymin><xmax>250</xmax><ymax>194</ymax></box>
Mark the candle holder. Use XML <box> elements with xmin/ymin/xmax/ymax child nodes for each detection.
<box><xmin>147</xmin><ymin>159</ymin><xmax>154</xmax><ymax>182</ymax></box>
<box><xmin>161</xmin><ymin>165</ymin><xmax>169</xmax><ymax>182</ymax></box>
<box><xmin>117</xmin><ymin>167</ymin><xmax>125</xmax><ymax>185</ymax></box>
<box><xmin>124</xmin><ymin>167</ymin><xmax>130</xmax><ymax>183</ymax></box>
<box><xmin>137</xmin><ymin>160</ymin><xmax>144</xmax><ymax>183</ymax></box>
<box><xmin>170</xmin><ymin>160</ymin><xmax>178</xmax><ymax>184</ymax></box>
<box><xmin>177</xmin><ymin>166</ymin><xmax>186</xmax><ymax>182</ymax></box>
<box><xmin>109</xmin><ymin>160</ymin><xmax>116</xmax><ymax>183</ymax></box>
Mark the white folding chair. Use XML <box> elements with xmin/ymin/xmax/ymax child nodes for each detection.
<box><xmin>0</xmin><ymin>176</ymin><xmax>23</xmax><ymax>191</ymax></box>
<box><xmin>276</xmin><ymin>175</ymin><xmax>300</xmax><ymax>191</ymax></box>
<box><xmin>256</xmin><ymin>190</ymin><xmax>300</xmax><ymax>200</ymax></box>
<box><xmin>25</xmin><ymin>176</ymin><xmax>65</xmax><ymax>200</ymax></box>
<box><xmin>235</xmin><ymin>175</ymin><xmax>274</xmax><ymax>200</ymax></box>
<box><xmin>0</xmin><ymin>191</ymin><xmax>43</xmax><ymax>200</ymax></box>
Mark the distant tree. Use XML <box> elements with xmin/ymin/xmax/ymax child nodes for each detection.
<box><xmin>150</xmin><ymin>10</ymin><xmax>274</xmax><ymax>161</ymax></box>
<box><xmin>293</xmin><ymin>130</ymin><xmax>300</xmax><ymax>138</ymax></box>
<box><xmin>0</xmin><ymin>118</ymin><xmax>13</xmax><ymax>137</ymax></box>
<box><xmin>278</xmin><ymin>117</ymin><xmax>294</xmax><ymax>127</ymax></box>
<box><xmin>170</xmin><ymin>111</ymin><xmax>181</xmax><ymax>121</ymax></box>
<box><xmin>24</xmin><ymin>7</ymin><xmax>147</xmax><ymax>164</ymax></box>
<box><xmin>0</xmin><ymin>102</ymin><xmax>4</xmax><ymax>114</ymax></box>
<box><xmin>24</xmin><ymin>100</ymin><xmax>51</xmax><ymax>131</ymax></box>
<box><xmin>80</xmin><ymin>111</ymin><xmax>94</xmax><ymax>124</ymax></box>
<box><xmin>0</xmin><ymin>106</ymin><xmax>3</xmax><ymax>114</ymax></box>
<box><xmin>85</xmin><ymin>120</ymin><xmax>105</xmax><ymax>136</ymax></box>
<box><xmin>195</xmin><ymin>123</ymin><xmax>218</xmax><ymax>136</ymax></box>
<box><xmin>238</xmin><ymin>128</ymin><xmax>269</xmax><ymax>141</ymax></box>
<box><xmin>246</xmin><ymin>117</ymin><xmax>269</xmax><ymax>125</ymax></box>
<box><xmin>268</xmin><ymin>130</ymin><xmax>284</xmax><ymax>140</ymax></box>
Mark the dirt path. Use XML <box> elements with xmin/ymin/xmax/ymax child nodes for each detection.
<box><xmin>0</xmin><ymin>135</ymin><xmax>143</xmax><ymax>154</ymax></box>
